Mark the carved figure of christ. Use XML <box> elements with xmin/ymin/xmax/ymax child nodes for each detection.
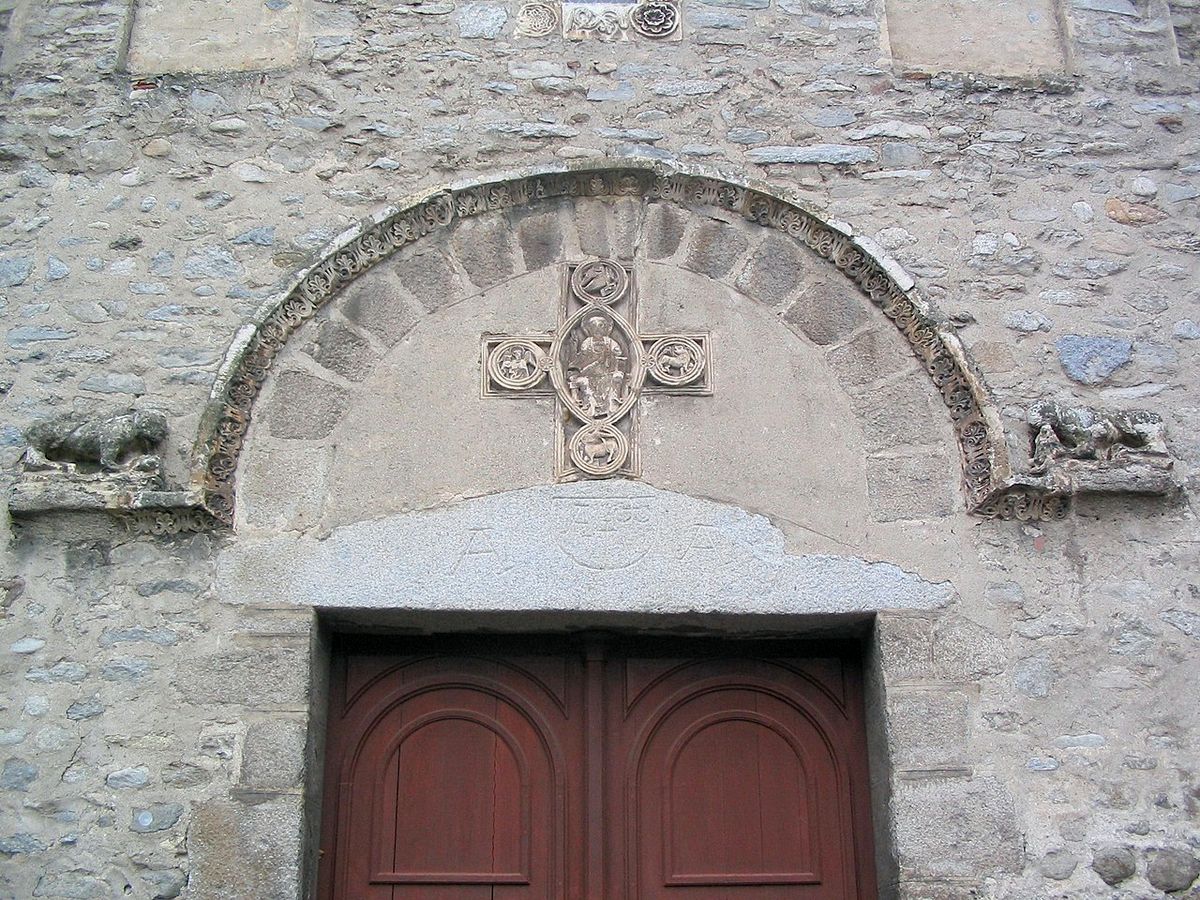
<box><xmin>482</xmin><ymin>258</ymin><xmax>711</xmax><ymax>479</ymax></box>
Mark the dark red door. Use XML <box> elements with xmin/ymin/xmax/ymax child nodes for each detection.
<box><xmin>318</xmin><ymin>637</ymin><xmax>877</xmax><ymax>900</ymax></box>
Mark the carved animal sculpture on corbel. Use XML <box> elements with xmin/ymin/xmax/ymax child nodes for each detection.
<box><xmin>23</xmin><ymin>409</ymin><xmax>169</xmax><ymax>481</ymax></box>
<box><xmin>1027</xmin><ymin>400</ymin><xmax>1168</xmax><ymax>474</ymax></box>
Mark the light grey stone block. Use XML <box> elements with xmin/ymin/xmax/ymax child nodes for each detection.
<box><xmin>217</xmin><ymin>482</ymin><xmax>951</xmax><ymax>616</ymax></box>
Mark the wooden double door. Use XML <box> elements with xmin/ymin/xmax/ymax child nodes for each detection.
<box><xmin>318</xmin><ymin>636</ymin><xmax>878</xmax><ymax>900</ymax></box>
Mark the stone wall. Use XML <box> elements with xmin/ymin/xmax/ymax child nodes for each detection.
<box><xmin>0</xmin><ymin>0</ymin><xmax>1197</xmax><ymax>898</ymax></box>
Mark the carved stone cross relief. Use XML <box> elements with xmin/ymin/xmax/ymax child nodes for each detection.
<box><xmin>482</xmin><ymin>258</ymin><xmax>712</xmax><ymax>479</ymax></box>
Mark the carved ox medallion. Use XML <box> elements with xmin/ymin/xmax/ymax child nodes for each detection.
<box><xmin>482</xmin><ymin>258</ymin><xmax>711</xmax><ymax>479</ymax></box>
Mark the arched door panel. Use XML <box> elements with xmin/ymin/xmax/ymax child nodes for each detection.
<box><xmin>608</xmin><ymin>655</ymin><xmax>873</xmax><ymax>900</ymax></box>
<box><xmin>321</xmin><ymin>646</ymin><xmax>576</xmax><ymax>900</ymax></box>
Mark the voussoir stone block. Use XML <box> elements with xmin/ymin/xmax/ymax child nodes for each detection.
<box><xmin>339</xmin><ymin>274</ymin><xmax>420</xmax><ymax>348</ymax></box>
<box><xmin>262</xmin><ymin>371</ymin><xmax>352</xmax><ymax>440</ymax></box>
<box><xmin>303</xmin><ymin>318</ymin><xmax>377</xmax><ymax>382</ymax></box>
<box><xmin>686</xmin><ymin>220</ymin><xmax>750</xmax><ymax>280</ymax></box>
<box><xmin>735</xmin><ymin>232</ymin><xmax>811</xmax><ymax>305</ymax></box>
<box><xmin>849</xmin><ymin>377</ymin><xmax>942</xmax><ymax>453</ymax></box>
<box><xmin>393</xmin><ymin>247</ymin><xmax>465</xmax><ymax>312</ymax></box>
<box><xmin>612</xmin><ymin>198</ymin><xmax>644</xmax><ymax>260</ymax></box>
<box><xmin>511</xmin><ymin>201</ymin><xmax>567</xmax><ymax>271</ymax></box>
<box><xmin>575</xmin><ymin>198</ymin><xmax>614</xmax><ymax>258</ymax></box>
<box><xmin>643</xmin><ymin>202</ymin><xmax>686</xmax><ymax>259</ymax></box>
<box><xmin>825</xmin><ymin>327</ymin><xmax>914</xmax><ymax>387</ymax></box>
<box><xmin>451</xmin><ymin>214</ymin><xmax>517</xmax><ymax>289</ymax></box>
<box><xmin>239</xmin><ymin>445</ymin><xmax>330</xmax><ymax>530</ymax></box>
<box><xmin>782</xmin><ymin>278</ymin><xmax>869</xmax><ymax>346</ymax></box>
<box><xmin>866</xmin><ymin>453</ymin><xmax>955</xmax><ymax>521</ymax></box>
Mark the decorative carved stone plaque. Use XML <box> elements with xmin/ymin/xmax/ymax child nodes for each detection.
<box><xmin>516</xmin><ymin>0</ymin><xmax>682</xmax><ymax>40</ymax></box>
<box><xmin>483</xmin><ymin>258</ymin><xmax>711</xmax><ymax>480</ymax></box>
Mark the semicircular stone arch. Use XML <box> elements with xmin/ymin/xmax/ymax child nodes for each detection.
<box><xmin>197</xmin><ymin>161</ymin><xmax>1040</xmax><ymax>529</ymax></box>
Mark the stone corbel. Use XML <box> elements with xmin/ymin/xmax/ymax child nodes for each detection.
<box><xmin>972</xmin><ymin>400</ymin><xmax>1183</xmax><ymax>521</ymax></box>
<box><xmin>6</xmin><ymin>410</ymin><xmax>218</xmax><ymax>535</ymax></box>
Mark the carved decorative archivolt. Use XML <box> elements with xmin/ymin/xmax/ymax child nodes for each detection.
<box><xmin>195</xmin><ymin>161</ymin><xmax>1046</xmax><ymax>526</ymax></box>
<box><xmin>482</xmin><ymin>258</ymin><xmax>711</xmax><ymax>479</ymax></box>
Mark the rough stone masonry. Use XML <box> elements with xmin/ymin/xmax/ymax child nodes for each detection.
<box><xmin>0</xmin><ymin>0</ymin><xmax>1198</xmax><ymax>898</ymax></box>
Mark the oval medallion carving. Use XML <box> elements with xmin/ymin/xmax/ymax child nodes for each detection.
<box><xmin>550</xmin><ymin>307</ymin><xmax>646</xmax><ymax>425</ymax></box>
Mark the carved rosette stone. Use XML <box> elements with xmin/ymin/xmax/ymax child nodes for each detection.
<box><xmin>547</xmin><ymin>0</ymin><xmax>682</xmax><ymax>40</ymax></box>
<box><xmin>515</xmin><ymin>1</ymin><xmax>559</xmax><ymax>36</ymax></box>
<box><xmin>631</xmin><ymin>0</ymin><xmax>680</xmax><ymax>38</ymax></box>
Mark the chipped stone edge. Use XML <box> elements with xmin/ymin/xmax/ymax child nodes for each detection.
<box><xmin>7</xmin><ymin>480</ymin><xmax>219</xmax><ymax>535</ymax></box>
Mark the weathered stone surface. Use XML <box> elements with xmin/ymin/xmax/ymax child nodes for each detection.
<box><xmin>847</xmin><ymin>121</ymin><xmax>932</xmax><ymax>141</ymax></box>
<box><xmin>130</xmin><ymin>803</ymin><xmax>183</xmax><ymax>833</ymax></box>
<box><xmin>0</xmin><ymin>758</ymin><xmax>37</xmax><ymax>791</ymax></box>
<box><xmin>0</xmin><ymin>832</ymin><xmax>47</xmax><ymax>854</ymax></box>
<box><xmin>106</xmin><ymin>766</ymin><xmax>150</xmax><ymax>789</ymax></box>
<box><xmin>512</xmin><ymin>204</ymin><xmax>567</xmax><ymax>271</ymax></box>
<box><xmin>217</xmin><ymin>482</ymin><xmax>951</xmax><ymax>614</ymax></box>
<box><xmin>339</xmin><ymin>275</ymin><xmax>420</xmax><ymax>348</ymax></box>
<box><xmin>128</xmin><ymin>0</ymin><xmax>301</xmax><ymax>73</ymax></box>
<box><xmin>394</xmin><ymin>248</ymin><xmax>465</xmax><ymax>312</ymax></box>
<box><xmin>866</xmin><ymin>454</ymin><xmax>955</xmax><ymax>521</ymax></box>
<box><xmin>686</xmin><ymin>221</ymin><xmax>750</xmax><ymax>279</ymax></box>
<box><xmin>1091</xmin><ymin>845</ymin><xmax>1137</xmax><ymax>885</ymax></box>
<box><xmin>893</xmin><ymin>776</ymin><xmax>1023</xmax><ymax>879</ymax></box>
<box><xmin>65</xmin><ymin>696</ymin><xmax>104</xmax><ymax>721</ymax></box>
<box><xmin>239</xmin><ymin>444</ymin><xmax>330</xmax><ymax>530</ymax></box>
<box><xmin>1105</xmin><ymin>198</ymin><xmax>1167</xmax><ymax>226</ymax></box>
<box><xmin>0</xmin><ymin>256</ymin><xmax>34</xmax><ymax>287</ymax></box>
<box><xmin>1055</xmin><ymin>335</ymin><xmax>1133</xmax><ymax>384</ymax></box>
<box><xmin>1038</xmin><ymin>849</ymin><xmax>1078</xmax><ymax>880</ymax></box>
<box><xmin>456</xmin><ymin>3</ymin><xmax>507</xmax><ymax>38</ymax></box>
<box><xmin>783</xmin><ymin>278</ymin><xmax>869</xmax><ymax>346</ymax></box>
<box><xmin>140</xmin><ymin>869</ymin><xmax>186</xmax><ymax>900</ymax></box>
<box><xmin>849</xmin><ymin>378</ymin><xmax>943</xmax><ymax>454</ymax></box>
<box><xmin>262</xmin><ymin>372</ymin><xmax>352</xmax><ymax>440</ymax></box>
<box><xmin>1146</xmin><ymin>848</ymin><xmax>1200</xmax><ymax>893</ymax></box>
<box><xmin>575</xmin><ymin>198</ymin><xmax>615</xmax><ymax>258</ymax></box>
<box><xmin>451</xmin><ymin>214</ymin><xmax>516</xmax><ymax>289</ymax></box>
<box><xmin>643</xmin><ymin>203</ymin><xmax>686</xmax><ymax>259</ymax></box>
<box><xmin>176</xmin><ymin>644</ymin><xmax>310</xmax><ymax>707</ymax></box>
<box><xmin>303</xmin><ymin>319</ymin><xmax>377</xmax><ymax>382</ymax></box>
<box><xmin>888</xmin><ymin>688</ymin><xmax>970</xmax><ymax>768</ymax></box>
<box><xmin>887</xmin><ymin>0</ymin><xmax>1067</xmax><ymax>76</ymax></box>
<box><xmin>826</xmin><ymin>328</ymin><xmax>913</xmax><ymax>386</ymax></box>
<box><xmin>187</xmin><ymin>798</ymin><xmax>302</xmax><ymax>900</ymax></box>
<box><xmin>748</xmin><ymin>144</ymin><xmax>877</xmax><ymax>165</ymax></box>
<box><xmin>239</xmin><ymin>719</ymin><xmax>307</xmax><ymax>790</ymax></box>
<box><xmin>32</xmin><ymin>872</ymin><xmax>109</xmax><ymax>898</ymax></box>
<box><xmin>735</xmin><ymin>233</ymin><xmax>811</xmax><ymax>305</ymax></box>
